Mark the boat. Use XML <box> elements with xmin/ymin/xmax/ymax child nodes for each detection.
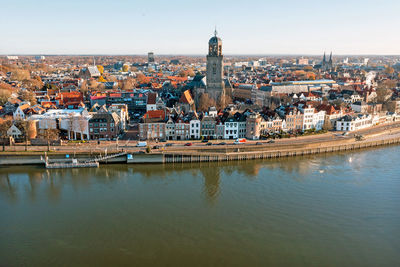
<box><xmin>43</xmin><ymin>157</ymin><xmax>99</xmax><ymax>169</ymax></box>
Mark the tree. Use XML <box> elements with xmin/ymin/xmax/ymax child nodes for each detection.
<box><xmin>97</xmin><ymin>65</ymin><xmax>104</xmax><ymax>75</ymax></box>
<box><xmin>15</xmin><ymin>120</ymin><xmax>35</xmax><ymax>151</ymax></box>
<box><xmin>384</xmin><ymin>66</ymin><xmax>394</xmax><ymax>75</ymax></box>
<box><xmin>136</xmin><ymin>73</ymin><xmax>147</xmax><ymax>84</ymax></box>
<box><xmin>0</xmin><ymin>89</ymin><xmax>11</xmax><ymax>106</ymax></box>
<box><xmin>18</xmin><ymin>90</ymin><xmax>37</xmax><ymax>105</ymax></box>
<box><xmin>79</xmin><ymin>80</ymin><xmax>88</xmax><ymax>94</ymax></box>
<box><xmin>306</xmin><ymin>72</ymin><xmax>316</xmax><ymax>80</ymax></box>
<box><xmin>198</xmin><ymin>93</ymin><xmax>216</xmax><ymax>112</ymax></box>
<box><xmin>303</xmin><ymin>66</ymin><xmax>313</xmax><ymax>71</ymax></box>
<box><xmin>322</xmin><ymin>119</ymin><xmax>333</xmax><ymax>131</ymax></box>
<box><xmin>332</xmin><ymin>99</ymin><xmax>346</xmax><ymax>108</ymax></box>
<box><xmin>0</xmin><ymin>118</ymin><xmax>13</xmax><ymax>151</ymax></box>
<box><xmin>43</xmin><ymin>128</ymin><xmax>59</xmax><ymax>151</ymax></box>
<box><xmin>98</xmin><ymin>76</ymin><xmax>107</xmax><ymax>83</ymax></box>
<box><xmin>375</xmin><ymin>87</ymin><xmax>392</xmax><ymax>103</ymax></box>
<box><xmin>383</xmin><ymin>101</ymin><xmax>396</xmax><ymax>113</ymax></box>
<box><xmin>121</xmin><ymin>77</ymin><xmax>136</xmax><ymax>90</ymax></box>
<box><xmin>217</xmin><ymin>94</ymin><xmax>232</xmax><ymax>109</ymax></box>
<box><xmin>11</xmin><ymin>69</ymin><xmax>30</xmax><ymax>81</ymax></box>
<box><xmin>122</xmin><ymin>64</ymin><xmax>130</xmax><ymax>72</ymax></box>
<box><xmin>87</xmin><ymin>80</ymin><xmax>99</xmax><ymax>90</ymax></box>
<box><xmin>78</xmin><ymin>115</ymin><xmax>87</xmax><ymax>140</ymax></box>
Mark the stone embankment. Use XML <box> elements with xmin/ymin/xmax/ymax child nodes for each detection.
<box><xmin>1</xmin><ymin>131</ymin><xmax>399</xmax><ymax>166</ymax></box>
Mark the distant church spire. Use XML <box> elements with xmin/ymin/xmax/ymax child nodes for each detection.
<box><xmin>214</xmin><ymin>26</ymin><xmax>218</xmax><ymax>37</ymax></box>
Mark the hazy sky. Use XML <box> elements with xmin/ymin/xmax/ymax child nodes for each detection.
<box><xmin>1</xmin><ymin>0</ymin><xmax>399</xmax><ymax>55</ymax></box>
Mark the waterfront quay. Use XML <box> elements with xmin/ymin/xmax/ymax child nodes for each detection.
<box><xmin>1</xmin><ymin>122</ymin><xmax>400</xmax><ymax>166</ymax></box>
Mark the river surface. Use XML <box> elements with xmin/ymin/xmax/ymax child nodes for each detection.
<box><xmin>1</xmin><ymin>146</ymin><xmax>399</xmax><ymax>266</ymax></box>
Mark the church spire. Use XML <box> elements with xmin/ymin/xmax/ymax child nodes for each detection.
<box><xmin>214</xmin><ymin>26</ymin><xmax>217</xmax><ymax>37</ymax></box>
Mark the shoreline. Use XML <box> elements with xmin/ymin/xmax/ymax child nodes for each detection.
<box><xmin>1</xmin><ymin>129</ymin><xmax>399</xmax><ymax>166</ymax></box>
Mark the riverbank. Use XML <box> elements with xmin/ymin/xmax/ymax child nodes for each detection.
<box><xmin>1</xmin><ymin>126</ymin><xmax>400</xmax><ymax>166</ymax></box>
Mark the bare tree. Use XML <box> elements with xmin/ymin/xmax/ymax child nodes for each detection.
<box><xmin>0</xmin><ymin>118</ymin><xmax>12</xmax><ymax>151</ymax></box>
<box><xmin>198</xmin><ymin>93</ymin><xmax>216</xmax><ymax>112</ymax></box>
<box><xmin>78</xmin><ymin>115</ymin><xmax>87</xmax><ymax>140</ymax></box>
<box><xmin>43</xmin><ymin>128</ymin><xmax>60</xmax><ymax>151</ymax></box>
<box><xmin>16</xmin><ymin>120</ymin><xmax>35</xmax><ymax>151</ymax></box>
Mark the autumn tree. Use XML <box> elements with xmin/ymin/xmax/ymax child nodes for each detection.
<box><xmin>384</xmin><ymin>66</ymin><xmax>394</xmax><ymax>75</ymax></box>
<box><xmin>97</xmin><ymin>83</ymin><xmax>106</xmax><ymax>91</ymax></box>
<box><xmin>0</xmin><ymin>89</ymin><xmax>11</xmax><ymax>105</ymax></box>
<box><xmin>98</xmin><ymin>76</ymin><xmax>107</xmax><ymax>83</ymax></box>
<box><xmin>87</xmin><ymin>80</ymin><xmax>99</xmax><ymax>90</ymax></box>
<box><xmin>18</xmin><ymin>90</ymin><xmax>37</xmax><ymax>105</ymax></box>
<box><xmin>11</xmin><ymin>69</ymin><xmax>30</xmax><ymax>81</ymax></box>
<box><xmin>122</xmin><ymin>64</ymin><xmax>130</xmax><ymax>72</ymax></box>
<box><xmin>97</xmin><ymin>65</ymin><xmax>104</xmax><ymax>75</ymax></box>
<box><xmin>303</xmin><ymin>65</ymin><xmax>313</xmax><ymax>71</ymax></box>
<box><xmin>136</xmin><ymin>73</ymin><xmax>147</xmax><ymax>84</ymax></box>
<box><xmin>79</xmin><ymin>80</ymin><xmax>88</xmax><ymax>94</ymax></box>
<box><xmin>306</xmin><ymin>72</ymin><xmax>316</xmax><ymax>80</ymax></box>
<box><xmin>198</xmin><ymin>93</ymin><xmax>216</xmax><ymax>112</ymax></box>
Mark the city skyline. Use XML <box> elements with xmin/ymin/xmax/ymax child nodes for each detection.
<box><xmin>1</xmin><ymin>0</ymin><xmax>400</xmax><ymax>55</ymax></box>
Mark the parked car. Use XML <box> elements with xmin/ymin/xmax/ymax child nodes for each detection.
<box><xmin>201</xmin><ymin>139</ymin><xmax>209</xmax><ymax>143</ymax></box>
<box><xmin>152</xmin><ymin>145</ymin><xmax>160</xmax><ymax>149</ymax></box>
<box><xmin>218</xmin><ymin>142</ymin><xmax>227</xmax><ymax>145</ymax></box>
<box><xmin>184</xmin><ymin>142</ymin><xmax>193</xmax><ymax>146</ymax></box>
<box><xmin>256</xmin><ymin>142</ymin><xmax>263</xmax><ymax>145</ymax></box>
<box><xmin>267</xmin><ymin>140</ymin><xmax>275</xmax><ymax>143</ymax></box>
<box><xmin>206</xmin><ymin>142</ymin><xmax>212</xmax><ymax>146</ymax></box>
<box><xmin>166</xmin><ymin>143</ymin><xmax>174</xmax><ymax>147</ymax></box>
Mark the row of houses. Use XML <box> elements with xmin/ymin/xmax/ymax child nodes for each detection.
<box><xmin>138</xmin><ymin>101</ymin><xmax>400</xmax><ymax>141</ymax></box>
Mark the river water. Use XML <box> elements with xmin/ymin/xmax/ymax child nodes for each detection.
<box><xmin>1</xmin><ymin>146</ymin><xmax>399</xmax><ymax>266</ymax></box>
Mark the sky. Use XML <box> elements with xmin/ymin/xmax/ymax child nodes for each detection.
<box><xmin>1</xmin><ymin>0</ymin><xmax>400</xmax><ymax>55</ymax></box>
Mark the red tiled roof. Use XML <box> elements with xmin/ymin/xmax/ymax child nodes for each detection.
<box><xmin>143</xmin><ymin>110</ymin><xmax>165</xmax><ymax>120</ymax></box>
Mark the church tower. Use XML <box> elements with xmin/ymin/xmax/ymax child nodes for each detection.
<box><xmin>206</xmin><ymin>29</ymin><xmax>225</xmax><ymax>102</ymax></box>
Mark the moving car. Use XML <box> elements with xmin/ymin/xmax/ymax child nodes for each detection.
<box><xmin>136</xmin><ymin>142</ymin><xmax>147</xmax><ymax>147</ymax></box>
<box><xmin>234</xmin><ymin>138</ymin><xmax>246</xmax><ymax>144</ymax></box>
